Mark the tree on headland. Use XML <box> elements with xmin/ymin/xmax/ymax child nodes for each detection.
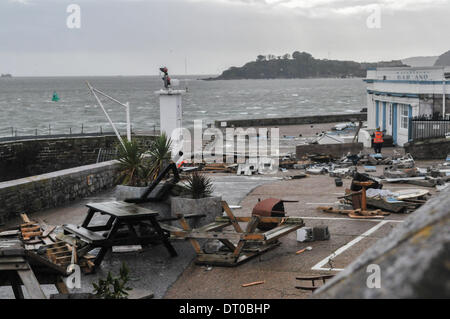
<box><xmin>256</xmin><ymin>55</ymin><xmax>266</xmax><ymax>62</ymax></box>
<box><xmin>209</xmin><ymin>51</ymin><xmax>406</xmax><ymax>80</ymax></box>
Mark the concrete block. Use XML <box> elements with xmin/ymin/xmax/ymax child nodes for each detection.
<box><xmin>171</xmin><ymin>196</ymin><xmax>223</xmax><ymax>228</ymax></box>
<box><xmin>313</xmin><ymin>226</ymin><xmax>330</xmax><ymax>241</ymax></box>
<box><xmin>297</xmin><ymin>227</ymin><xmax>314</xmax><ymax>242</ymax></box>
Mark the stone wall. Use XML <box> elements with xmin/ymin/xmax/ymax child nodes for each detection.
<box><xmin>404</xmin><ymin>138</ymin><xmax>450</xmax><ymax>160</ymax></box>
<box><xmin>0</xmin><ymin>134</ymin><xmax>155</xmax><ymax>182</ymax></box>
<box><xmin>0</xmin><ymin>160</ymin><xmax>120</xmax><ymax>223</ymax></box>
<box><xmin>296</xmin><ymin>142</ymin><xmax>364</xmax><ymax>159</ymax></box>
<box><xmin>215</xmin><ymin>113</ymin><xmax>367</xmax><ymax>128</ymax></box>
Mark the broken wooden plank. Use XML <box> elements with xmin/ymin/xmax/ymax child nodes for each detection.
<box><xmin>0</xmin><ymin>230</ymin><xmax>19</xmax><ymax>237</ymax></box>
<box><xmin>17</xmin><ymin>267</ymin><xmax>46</xmax><ymax>299</ymax></box>
<box><xmin>242</xmin><ymin>281</ymin><xmax>265</xmax><ymax>288</ymax></box>
<box><xmin>20</xmin><ymin>213</ymin><xmax>31</xmax><ymax>224</ymax></box>
<box><xmin>42</xmin><ymin>226</ymin><xmax>56</xmax><ymax>238</ymax></box>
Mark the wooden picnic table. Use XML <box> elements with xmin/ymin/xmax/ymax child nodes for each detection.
<box><xmin>63</xmin><ymin>201</ymin><xmax>177</xmax><ymax>269</ymax></box>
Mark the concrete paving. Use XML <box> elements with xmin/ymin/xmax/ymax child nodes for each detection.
<box><xmin>0</xmin><ymin>152</ymin><xmax>442</xmax><ymax>299</ymax></box>
<box><xmin>164</xmin><ymin>161</ymin><xmax>439</xmax><ymax>299</ymax></box>
<box><xmin>0</xmin><ymin>175</ymin><xmax>279</xmax><ymax>299</ymax></box>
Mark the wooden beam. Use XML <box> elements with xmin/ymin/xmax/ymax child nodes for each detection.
<box><xmin>17</xmin><ymin>267</ymin><xmax>46</xmax><ymax>299</ymax></box>
<box><xmin>176</xmin><ymin>214</ymin><xmax>202</xmax><ymax>254</ymax></box>
<box><xmin>222</xmin><ymin>201</ymin><xmax>243</xmax><ymax>233</ymax></box>
<box><xmin>233</xmin><ymin>216</ymin><xmax>260</xmax><ymax>258</ymax></box>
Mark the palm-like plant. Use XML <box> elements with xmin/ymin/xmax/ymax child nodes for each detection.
<box><xmin>117</xmin><ymin>139</ymin><xmax>145</xmax><ymax>186</ymax></box>
<box><xmin>147</xmin><ymin>133</ymin><xmax>172</xmax><ymax>181</ymax></box>
<box><xmin>184</xmin><ymin>172</ymin><xmax>214</xmax><ymax>199</ymax></box>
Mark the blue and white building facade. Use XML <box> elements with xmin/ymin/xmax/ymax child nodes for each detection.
<box><xmin>365</xmin><ymin>67</ymin><xmax>450</xmax><ymax>146</ymax></box>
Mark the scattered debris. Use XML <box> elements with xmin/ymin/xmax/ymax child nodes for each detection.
<box><xmin>296</xmin><ymin>226</ymin><xmax>330</xmax><ymax>242</ymax></box>
<box><xmin>296</xmin><ymin>227</ymin><xmax>313</xmax><ymax>242</ymax></box>
<box><xmin>392</xmin><ymin>153</ymin><xmax>415</xmax><ymax>168</ymax></box>
<box><xmin>364</xmin><ymin>165</ymin><xmax>377</xmax><ymax>172</ymax></box>
<box><xmin>242</xmin><ymin>281</ymin><xmax>265</xmax><ymax>288</ymax></box>
<box><xmin>318</xmin><ymin>206</ymin><xmax>388</xmax><ymax>219</ymax></box>
<box><xmin>295</xmin><ymin>246</ymin><xmax>312</xmax><ymax>255</ymax></box>
<box><xmin>295</xmin><ymin>275</ymin><xmax>335</xmax><ymax>292</ymax></box>
<box><xmin>112</xmin><ymin>245</ymin><xmax>143</xmax><ymax>253</ymax></box>
<box><xmin>162</xmin><ymin>201</ymin><xmax>304</xmax><ymax>267</ymax></box>
<box><xmin>313</xmin><ymin>226</ymin><xmax>330</xmax><ymax>241</ymax></box>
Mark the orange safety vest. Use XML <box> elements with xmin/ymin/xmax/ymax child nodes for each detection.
<box><xmin>374</xmin><ymin>131</ymin><xmax>384</xmax><ymax>143</ymax></box>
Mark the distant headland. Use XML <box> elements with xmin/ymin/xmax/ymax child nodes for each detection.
<box><xmin>1</xmin><ymin>74</ymin><xmax>12</xmax><ymax>78</ymax></box>
<box><xmin>204</xmin><ymin>51</ymin><xmax>406</xmax><ymax>80</ymax></box>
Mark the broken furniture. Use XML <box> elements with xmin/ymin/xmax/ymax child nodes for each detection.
<box><xmin>125</xmin><ymin>153</ymin><xmax>182</xmax><ymax>204</ymax></box>
<box><xmin>317</xmin><ymin>206</ymin><xmax>389</xmax><ymax>219</ymax></box>
<box><xmin>63</xmin><ymin>201</ymin><xmax>177</xmax><ymax>270</ymax></box>
<box><xmin>161</xmin><ymin>201</ymin><xmax>304</xmax><ymax>267</ymax></box>
<box><xmin>392</xmin><ymin>153</ymin><xmax>415</xmax><ymax>168</ymax></box>
<box><xmin>252</xmin><ymin>198</ymin><xmax>299</xmax><ymax>231</ymax></box>
<box><xmin>295</xmin><ymin>275</ymin><xmax>335</xmax><ymax>292</ymax></box>
<box><xmin>0</xmin><ymin>235</ymin><xmax>70</xmax><ymax>299</ymax></box>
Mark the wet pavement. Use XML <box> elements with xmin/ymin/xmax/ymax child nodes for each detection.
<box><xmin>0</xmin><ymin>156</ymin><xmax>441</xmax><ymax>299</ymax></box>
<box><xmin>0</xmin><ymin>175</ymin><xmax>279</xmax><ymax>299</ymax></box>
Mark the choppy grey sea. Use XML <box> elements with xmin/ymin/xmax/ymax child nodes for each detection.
<box><xmin>0</xmin><ymin>76</ymin><xmax>365</xmax><ymax>138</ymax></box>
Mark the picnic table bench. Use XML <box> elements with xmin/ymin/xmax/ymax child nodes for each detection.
<box><xmin>63</xmin><ymin>201</ymin><xmax>178</xmax><ymax>269</ymax></box>
<box><xmin>160</xmin><ymin>201</ymin><xmax>305</xmax><ymax>267</ymax></box>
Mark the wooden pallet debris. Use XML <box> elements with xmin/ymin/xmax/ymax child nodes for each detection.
<box><xmin>161</xmin><ymin>201</ymin><xmax>304</xmax><ymax>267</ymax></box>
<box><xmin>44</xmin><ymin>241</ymin><xmax>73</xmax><ymax>268</ymax></box>
<box><xmin>317</xmin><ymin>207</ymin><xmax>389</xmax><ymax>219</ymax></box>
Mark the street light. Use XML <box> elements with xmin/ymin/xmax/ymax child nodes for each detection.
<box><xmin>86</xmin><ymin>81</ymin><xmax>131</xmax><ymax>149</ymax></box>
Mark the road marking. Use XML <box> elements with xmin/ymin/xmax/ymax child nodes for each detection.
<box><xmin>311</xmin><ymin>220</ymin><xmax>389</xmax><ymax>272</ymax></box>
<box><xmin>306</xmin><ymin>203</ymin><xmax>338</xmax><ymax>205</ymax></box>
<box><xmin>299</xmin><ymin>216</ymin><xmax>404</xmax><ymax>223</ymax></box>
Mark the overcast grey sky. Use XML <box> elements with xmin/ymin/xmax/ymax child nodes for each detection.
<box><xmin>1</xmin><ymin>0</ymin><xmax>449</xmax><ymax>76</ymax></box>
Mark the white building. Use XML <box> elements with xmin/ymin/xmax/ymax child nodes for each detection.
<box><xmin>365</xmin><ymin>66</ymin><xmax>450</xmax><ymax>146</ymax></box>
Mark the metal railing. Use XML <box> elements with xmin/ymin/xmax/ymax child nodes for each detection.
<box><xmin>0</xmin><ymin>124</ymin><xmax>127</xmax><ymax>142</ymax></box>
<box><xmin>411</xmin><ymin>119</ymin><xmax>450</xmax><ymax>140</ymax></box>
<box><xmin>97</xmin><ymin>148</ymin><xmax>119</xmax><ymax>163</ymax></box>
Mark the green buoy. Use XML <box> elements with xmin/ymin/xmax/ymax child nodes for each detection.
<box><xmin>52</xmin><ymin>91</ymin><xmax>60</xmax><ymax>102</ymax></box>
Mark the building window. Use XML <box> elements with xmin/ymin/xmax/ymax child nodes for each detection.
<box><xmin>400</xmin><ymin>104</ymin><xmax>409</xmax><ymax>129</ymax></box>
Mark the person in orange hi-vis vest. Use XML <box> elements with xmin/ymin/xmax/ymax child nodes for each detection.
<box><xmin>373</xmin><ymin>127</ymin><xmax>384</xmax><ymax>154</ymax></box>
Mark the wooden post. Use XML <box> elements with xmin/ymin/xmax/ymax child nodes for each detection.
<box><xmin>233</xmin><ymin>215</ymin><xmax>260</xmax><ymax>258</ymax></box>
<box><xmin>222</xmin><ymin>201</ymin><xmax>243</xmax><ymax>233</ymax></box>
<box><xmin>176</xmin><ymin>214</ymin><xmax>202</xmax><ymax>254</ymax></box>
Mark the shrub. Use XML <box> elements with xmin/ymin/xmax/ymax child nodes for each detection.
<box><xmin>116</xmin><ymin>139</ymin><xmax>146</xmax><ymax>186</ymax></box>
<box><xmin>146</xmin><ymin>133</ymin><xmax>172</xmax><ymax>181</ymax></box>
<box><xmin>184</xmin><ymin>172</ymin><xmax>214</xmax><ymax>199</ymax></box>
<box><xmin>92</xmin><ymin>262</ymin><xmax>132</xmax><ymax>299</ymax></box>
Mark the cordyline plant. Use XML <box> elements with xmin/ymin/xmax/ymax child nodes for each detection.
<box><xmin>146</xmin><ymin>132</ymin><xmax>172</xmax><ymax>181</ymax></box>
<box><xmin>92</xmin><ymin>262</ymin><xmax>133</xmax><ymax>299</ymax></box>
<box><xmin>184</xmin><ymin>171</ymin><xmax>214</xmax><ymax>199</ymax></box>
<box><xmin>116</xmin><ymin>139</ymin><xmax>146</xmax><ymax>186</ymax></box>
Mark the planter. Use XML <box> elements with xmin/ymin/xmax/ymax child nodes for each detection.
<box><xmin>171</xmin><ymin>196</ymin><xmax>222</xmax><ymax>228</ymax></box>
<box><xmin>114</xmin><ymin>185</ymin><xmax>148</xmax><ymax>201</ymax></box>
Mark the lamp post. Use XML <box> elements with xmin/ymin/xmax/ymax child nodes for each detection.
<box><xmin>86</xmin><ymin>81</ymin><xmax>132</xmax><ymax>149</ymax></box>
<box><xmin>443</xmin><ymin>74</ymin><xmax>446</xmax><ymax>119</ymax></box>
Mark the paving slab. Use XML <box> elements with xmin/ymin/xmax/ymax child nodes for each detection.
<box><xmin>0</xmin><ymin>175</ymin><xmax>280</xmax><ymax>299</ymax></box>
